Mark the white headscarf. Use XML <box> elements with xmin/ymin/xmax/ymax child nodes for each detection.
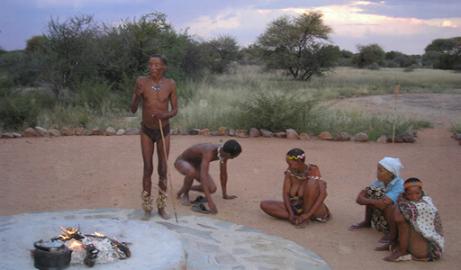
<box><xmin>378</xmin><ymin>157</ymin><xmax>404</xmax><ymax>178</ymax></box>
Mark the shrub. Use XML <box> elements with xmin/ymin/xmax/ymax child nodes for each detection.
<box><xmin>239</xmin><ymin>92</ymin><xmax>316</xmax><ymax>131</ymax></box>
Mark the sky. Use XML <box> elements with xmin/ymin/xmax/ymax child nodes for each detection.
<box><xmin>1</xmin><ymin>0</ymin><xmax>460</xmax><ymax>54</ymax></box>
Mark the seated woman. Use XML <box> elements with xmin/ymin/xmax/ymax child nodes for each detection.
<box><xmin>382</xmin><ymin>177</ymin><xmax>444</xmax><ymax>262</ymax></box>
<box><xmin>260</xmin><ymin>148</ymin><xmax>330</xmax><ymax>228</ymax></box>
<box><xmin>349</xmin><ymin>157</ymin><xmax>404</xmax><ymax>243</ymax></box>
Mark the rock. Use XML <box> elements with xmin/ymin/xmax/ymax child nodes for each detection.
<box><xmin>91</xmin><ymin>128</ymin><xmax>104</xmax><ymax>136</ymax></box>
<box><xmin>209</xmin><ymin>131</ymin><xmax>220</xmax><ymax>136</ymax></box>
<box><xmin>170</xmin><ymin>128</ymin><xmax>179</xmax><ymax>135</ymax></box>
<box><xmin>35</xmin><ymin>126</ymin><xmax>48</xmax><ymax>136</ymax></box>
<box><xmin>23</xmin><ymin>127</ymin><xmax>39</xmax><ymax>137</ymax></box>
<box><xmin>318</xmin><ymin>131</ymin><xmax>333</xmax><ymax>140</ymax></box>
<box><xmin>388</xmin><ymin>136</ymin><xmax>404</xmax><ymax>143</ymax></box>
<box><xmin>1</xmin><ymin>133</ymin><xmax>16</xmax><ymax>138</ymax></box>
<box><xmin>179</xmin><ymin>128</ymin><xmax>189</xmax><ymax>135</ymax></box>
<box><xmin>125</xmin><ymin>128</ymin><xmax>140</xmax><ymax>135</ymax></box>
<box><xmin>116</xmin><ymin>129</ymin><xmax>126</xmax><ymax>136</ymax></box>
<box><xmin>105</xmin><ymin>127</ymin><xmax>116</xmax><ymax>136</ymax></box>
<box><xmin>218</xmin><ymin>127</ymin><xmax>228</xmax><ymax>136</ymax></box>
<box><xmin>228</xmin><ymin>129</ymin><xmax>236</xmax><ymax>137</ymax></box>
<box><xmin>61</xmin><ymin>127</ymin><xmax>74</xmax><ymax>136</ymax></box>
<box><xmin>48</xmin><ymin>129</ymin><xmax>61</xmax><ymax>137</ymax></box>
<box><xmin>286</xmin><ymin>129</ymin><xmax>299</xmax><ymax>140</ymax></box>
<box><xmin>274</xmin><ymin>132</ymin><xmax>286</xmax><ymax>138</ymax></box>
<box><xmin>189</xmin><ymin>129</ymin><xmax>200</xmax><ymax>135</ymax></box>
<box><xmin>401</xmin><ymin>133</ymin><xmax>416</xmax><ymax>143</ymax></box>
<box><xmin>249</xmin><ymin>128</ymin><xmax>261</xmax><ymax>137</ymax></box>
<box><xmin>376</xmin><ymin>135</ymin><xmax>388</xmax><ymax>143</ymax></box>
<box><xmin>454</xmin><ymin>133</ymin><xmax>461</xmax><ymax>141</ymax></box>
<box><xmin>199</xmin><ymin>128</ymin><xmax>210</xmax><ymax>136</ymax></box>
<box><xmin>74</xmin><ymin>127</ymin><xmax>86</xmax><ymax>136</ymax></box>
<box><xmin>299</xmin><ymin>133</ymin><xmax>310</xmax><ymax>140</ymax></box>
<box><xmin>334</xmin><ymin>132</ymin><xmax>351</xmax><ymax>141</ymax></box>
<box><xmin>260</xmin><ymin>129</ymin><xmax>273</xmax><ymax>138</ymax></box>
<box><xmin>352</xmin><ymin>132</ymin><xmax>369</xmax><ymax>142</ymax></box>
<box><xmin>235</xmin><ymin>129</ymin><xmax>248</xmax><ymax>138</ymax></box>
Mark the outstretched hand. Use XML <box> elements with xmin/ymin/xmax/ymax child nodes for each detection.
<box><xmin>223</xmin><ymin>194</ymin><xmax>238</xmax><ymax>200</ymax></box>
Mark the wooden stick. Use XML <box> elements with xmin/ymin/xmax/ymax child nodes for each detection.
<box><xmin>158</xmin><ymin>119</ymin><xmax>179</xmax><ymax>223</ymax></box>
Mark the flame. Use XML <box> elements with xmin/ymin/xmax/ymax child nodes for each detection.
<box><xmin>94</xmin><ymin>232</ymin><xmax>105</xmax><ymax>237</ymax></box>
<box><xmin>67</xmin><ymin>239</ymin><xmax>84</xmax><ymax>251</ymax></box>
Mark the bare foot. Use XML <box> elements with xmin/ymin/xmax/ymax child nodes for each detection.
<box><xmin>383</xmin><ymin>250</ymin><xmax>411</xmax><ymax>262</ymax></box>
<box><xmin>158</xmin><ymin>208</ymin><xmax>171</xmax><ymax>220</ymax></box>
<box><xmin>141</xmin><ymin>210</ymin><xmax>152</xmax><ymax>221</ymax></box>
<box><xmin>378</xmin><ymin>233</ymin><xmax>391</xmax><ymax>244</ymax></box>
<box><xmin>349</xmin><ymin>221</ymin><xmax>370</xmax><ymax>231</ymax></box>
<box><xmin>178</xmin><ymin>194</ymin><xmax>191</xmax><ymax>206</ymax></box>
<box><xmin>375</xmin><ymin>242</ymin><xmax>394</xmax><ymax>251</ymax></box>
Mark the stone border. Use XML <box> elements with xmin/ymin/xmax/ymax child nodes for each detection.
<box><xmin>1</xmin><ymin>126</ymin><xmax>419</xmax><ymax>144</ymax></box>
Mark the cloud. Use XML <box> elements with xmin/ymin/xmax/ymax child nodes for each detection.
<box><xmin>183</xmin><ymin>0</ymin><xmax>460</xmax><ymax>53</ymax></box>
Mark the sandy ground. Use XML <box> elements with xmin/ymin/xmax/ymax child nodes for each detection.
<box><xmin>1</xmin><ymin>127</ymin><xmax>460</xmax><ymax>270</ymax></box>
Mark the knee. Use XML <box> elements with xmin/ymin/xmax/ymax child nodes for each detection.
<box><xmin>260</xmin><ymin>201</ymin><xmax>267</xmax><ymax>211</ymax></box>
<box><xmin>209</xmin><ymin>185</ymin><xmax>217</xmax><ymax>194</ymax></box>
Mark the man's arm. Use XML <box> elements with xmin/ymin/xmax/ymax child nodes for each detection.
<box><xmin>130</xmin><ymin>78</ymin><xmax>142</xmax><ymax>113</ymax></box>
<box><xmin>219</xmin><ymin>160</ymin><xmax>237</xmax><ymax>199</ymax></box>
<box><xmin>200</xmin><ymin>153</ymin><xmax>217</xmax><ymax>214</ymax></box>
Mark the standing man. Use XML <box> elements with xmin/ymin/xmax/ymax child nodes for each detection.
<box><xmin>130</xmin><ymin>54</ymin><xmax>178</xmax><ymax>220</ymax></box>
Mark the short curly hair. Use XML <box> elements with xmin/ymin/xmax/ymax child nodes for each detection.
<box><xmin>222</xmin><ymin>139</ymin><xmax>242</xmax><ymax>157</ymax></box>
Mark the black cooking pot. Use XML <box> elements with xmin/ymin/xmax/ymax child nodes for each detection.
<box><xmin>33</xmin><ymin>240</ymin><xmax>72</xmax><ymax>270</ymax></box>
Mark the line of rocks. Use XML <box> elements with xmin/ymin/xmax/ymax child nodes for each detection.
<box><xmin>453</xmin><ymin>133</ymin><xmax>461</xmax><ymax>145</ymax></box>
<box><xmin>2</xmin><ymin>126</ymin><xmax>417</xmax><ymax>143</ymax></box>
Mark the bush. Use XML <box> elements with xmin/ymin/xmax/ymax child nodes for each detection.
<box><xmin>238</xmin><ymin>92</ymin><xmax>316</xmax><ymax>131</ymax></box>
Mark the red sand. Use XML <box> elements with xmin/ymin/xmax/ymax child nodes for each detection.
<box><xmin>1</xmin><ymin>128</ymin><xmax>459</xmax><ymax>270</ymax></box>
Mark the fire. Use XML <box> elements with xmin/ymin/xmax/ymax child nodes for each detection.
<box><xmin>67</xmin><ymin>239</ymin><xmax>84</xmax><ymax>251</ymax></box>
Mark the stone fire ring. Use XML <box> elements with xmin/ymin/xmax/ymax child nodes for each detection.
<box><xmin>0</xmin><ymin>208</ymin><xmax>331</xmax><ymax>270</ymax></box>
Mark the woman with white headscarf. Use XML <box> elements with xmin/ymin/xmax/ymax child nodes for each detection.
<box><xmin>349</xmin><ymin>157</ymin><xmax>404</xmax><ymax>245</ymax></box>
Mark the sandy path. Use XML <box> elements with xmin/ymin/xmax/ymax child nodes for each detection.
<box><xmin>1</xmin><ymin>128</ymin><xmax>460</xmax><ymax>270</ymax></box>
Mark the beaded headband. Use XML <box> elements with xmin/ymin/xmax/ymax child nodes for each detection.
<box><xmin>287</xmin><ymin>153</ymin><xmax>305</xmax><ymax>161</ymax></box>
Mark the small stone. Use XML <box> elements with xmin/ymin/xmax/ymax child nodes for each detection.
<box><xmin>352</xmin><ymin>132</ymin><xmax>368</xmax><ymax>142</ymax></box>
<box><xmin>454</xmin><ymin>133</ymin><xmax>461</xmax><ymax>141</ymax></box>
<box><xmin>236</xmin><ymin>129</ymin><xmax>248</xmax><ymax>138</ymax></box>
<box><xmin>199</xmin><ymin>128</ymin><xmax>210</xmax><ymax>136</ymax></box>
<box><xmin>170</xmin><ymin>128</ymin><xmax>179</xmax><ymax>135</ymax></box>
<box><xmin>334</xmin><ymin>132</ymin><xmax>351</xmax><ymax>141</ymax></box>
<box><xmin>105</xmin><ymin>127</ymin><xmax>116</xmax><ymax>136</ymax></box>
<box><xmin>189</xmin><ymin>129</ymin><xmax>200</xmax><ymax>135</ymax></box>
<box><xmin>74</xmin><ymin>127</ymin><xmax>86</xmax><ymax>136</ymax></box>
<box><xmin>61</xmin><ymin>127</ymin><xmax>74</xmax><ymax>136</ymax></box>
<box><xmin>318</xmin><ymin>131</ymin><xmax>333</xmax><ymax>140</ymax></box>
<box><xmin>34</xmin><ymin>126</ymin><xmax>48</xmax><ymax>136</ymax></box>
<box><xmin>218</xmin><ymin>127</ymin><xmax>228</xmax><ymax>136</ymax></box>
<box><xmin>48</xmin><ymin>129</ymin><xmax>61</xmax><ymax>137</ymax></box>
<box><xmin>260</xmin><ymin>129</ymin><xmax>273</xmax><ymax>137</ymax></box>
<box><xmin>274</xmin><ymin>132</ymin><xmax>286</xmax><ymax>138</ymax></box>
<box><xmin>116</xmin><ymin>129</ymin><xmax>126</xmax><ymax>136</ymax></box>
<box><xmin>179</xmin><ymin>128</ymin><xmax>189</xmax><ymax>135</ymax></box>
<box><xmin>228</xmin><ymin>129</ymin><xmax>236</xmax><ymax>136</ymax></box>
<box><xmin>299</xmin><ymin>133</ymin><xmax>310</xmax><ymax>140</ymax></box>
<box><xmin>249</xmin><ymin>128</ymin><xmax>261</xmax><ymax>137</ymax></box>
<box><xmin>12</xmin><ymin>132</ymin><xmax>22</xmax><ymax>138</ymax></box>
<box><xmin>91</xmin><ymin>128</ymin><xmax>103</xmax><ymax>136</ymax></box>
<box><xmin>125</xmin><ymin>128</ymin><xmax>140</xmax><ymax>135</ymax></box>
<box><xmin>209</xmin><ymin>131</ymin><xmax>220</xmax><ymax>136</ymax></box>
<box><xmin>286</xmin><ymin>129</ymin><xmax>299</xmax><ymax>139</ymax></box>
<box><xmin>1</xmin><ymin>133</ymin><xmax>15</xmax><ymax>138</ymax></box>
<box><xmin>376</xmin><ymin>135</ymin><xmax>387</xmax><ymax>143</ymax></box>
<box><xmin>23</xmin><ymin>127</ymin><xmax>39</xmax><ymax>137</ymax></box>
<box><xmin>401</xmin><ymin>133</ymin><xmax>415</xmax><ymax>143</ymax></box>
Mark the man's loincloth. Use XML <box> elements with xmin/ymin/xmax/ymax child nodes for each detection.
<box><xmin>141</xmin><ymin>123</ymin><xmax>170</xmax><ymax>143</ymax></box>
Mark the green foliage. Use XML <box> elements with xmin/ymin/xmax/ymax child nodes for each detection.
<box><xmin>74</xmin><ymin>80</ymin><xmax>113</xmax><ymax>111</ymax></box>
<box><xmin>256</xmin><ymin>12</ymin><xmax>337</xmax><ymax>80</ymax></box>
<box><xmin>423</xmin><ymin>37</ymin><xmax>461</xmax><ymax>70</ymax></box>
<box><xmin>238</xmin><ymin>92</ymin><xmax>316</xmax><ymax>131</ymax></box>
<box><xmin>353</xmin><ymin>44</ymin><xmax>385</xmax><ymax>68</ymax></box>
<box><xmin>0</xmin><ymin>50</ymin><xmax>43</xmax><ymax>86</ymax></box>
<box><xmin>202</xmin><ymin>35</ymin><xmax>240</xmax><ymax>73</ymax></box>
<box><xmin>0</xmin><ymin>79</ymin><xmax>56</xmax><ymax>130</ymax></box>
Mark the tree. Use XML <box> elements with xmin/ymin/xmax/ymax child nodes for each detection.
<box><xmin>353</xmin><ymin>44</ymin><xmax>385</xmax><ymax>68</ymax></box>
<box><xmin>256</xmin><ymin>12</ymin><xmax>336</xmax><ymax>80</ymax></box>
<box><xmin>202</xmin><ymin>35</ymin><xmax>239</xmax><ymax>73</ymax></box>
<box><xmin>384</xmin><ymin>51</ymin><xmax>418</xmax><ymax>68</ymax></box>
<box><xmin>423</xmin><ymin>37</ymin><xmax>461</xmax><ymax>70</ymax></box>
